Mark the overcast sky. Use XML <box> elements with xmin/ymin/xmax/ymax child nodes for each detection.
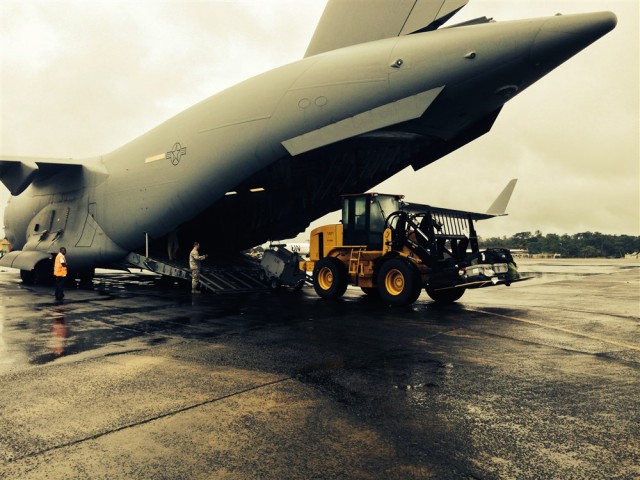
<box><xmin>1</xmin><ymin>0</ymin><xmax>638</xmax><ymax>242</ymax></box>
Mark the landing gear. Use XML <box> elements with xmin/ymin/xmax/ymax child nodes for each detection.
<box><xmin>77</xmin><ymin>268</ymin><xmax>95</xmax><ymax>289</ymax></box>
<box><xmin>20</xmin><ymin>260</ymin><xmax>54</xmax><ymax>286</ymax></box>
<box><xmin>20</xmin><ymin>269</ymin><xmax>35</xmax><ymax>285</ymax></box>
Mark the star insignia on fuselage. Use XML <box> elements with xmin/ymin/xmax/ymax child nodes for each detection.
<box><xmin>166</xmin><ymin>142</ymin><xmax>187</xmax><ymax>165</ymax></box>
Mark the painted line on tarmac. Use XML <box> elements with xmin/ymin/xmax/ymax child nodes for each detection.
<box><xmin>6</xmin><ymin>376</ymin><xmax>293</xmax><ymax>464</ymax></box>
<box><xmin>469</xmin><ymin>308</ymin><xmax>640</xmax><ymax>353</ymax></box>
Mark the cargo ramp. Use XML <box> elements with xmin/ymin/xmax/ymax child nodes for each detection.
<box><xmin>125</xmin><ymin>252</ymin><xmax>267</xmax><ymax>294</ymax></box>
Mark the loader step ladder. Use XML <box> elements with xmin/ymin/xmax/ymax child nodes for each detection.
<box><xmin>125</xmin><ymin>252</ymin><xmax>268</xmax><ymax>294</ymax></box>
<box><xmin>348</xmin><ymin>248</ymin><xmax>365</xmax><ymax>276</ymax></box>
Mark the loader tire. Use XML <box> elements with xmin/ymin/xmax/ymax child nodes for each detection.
<box><xmin>360</xmin><ymin>287</ymin><xmax>379</xmax><ymax>297</ymax></box>
<box><xmin>377</xmin><ymin>258</ymin><xmax>421</xmax><ymax>306</ymax></box>
<box><xmin>426</xmin><ymin>286</ymin><xmax>465</xmax><ymax>303</ymax></box>
<box><xmin>313</xmin><ymin>257</ymin><xmax>348</xmax><ymax>299</ymax></box>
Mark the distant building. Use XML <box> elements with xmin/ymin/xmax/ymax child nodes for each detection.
<box><xmin>0</xmin><ymin>238</ymin><xmax>11</xmax><ymax>257</ymax></box>
<box><xmin>531</xmin><ymin>253</ymin><xmax>562</xmax><ymax>259</ymax></box>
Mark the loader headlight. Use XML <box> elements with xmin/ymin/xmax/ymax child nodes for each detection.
<box><xmin>492</xmin><ymin>263</ymin><xmax>509</xmax><ymax>274</ymax></box>
<box><xmin>464</xmin><ymin>266</ymin><xmax>480</xmax><ymax>277</ymax></box>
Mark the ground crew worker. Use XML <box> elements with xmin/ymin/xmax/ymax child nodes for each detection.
<box><xmin>189</xmin><ymin>242</ymin><xmax>208</xmax><ymax>293</ymax></box>
<box><xmin>53</xmin><ymin>247</ymin><xmax>68</xmax><ymax>301</ymax></box>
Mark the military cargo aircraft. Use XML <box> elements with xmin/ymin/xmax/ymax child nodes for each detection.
<box><xmin>0</xmin><ymin>0</ymin><xmax>616</xmax><ymax>283</ymax></box>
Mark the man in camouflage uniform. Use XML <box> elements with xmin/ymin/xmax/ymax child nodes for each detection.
<box><xmin>189</xmin><ymin>242</ymin><xmax>208</xmax><ymax>293</ymax></box>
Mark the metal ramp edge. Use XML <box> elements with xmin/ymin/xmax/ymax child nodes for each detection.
<box><xmin>125</xmin><ymin>252</ymin><xmax>191</xmax><ymax>280</ymax></box>
<box><xmin>197</xmin><ymin>266</ymin><xmax>268</xmax><ymax>293</ymax></box>
<box><xmin>125</xmin><ymin>252</ymin><xmax>268</xmax><ymax>294</ymax></box>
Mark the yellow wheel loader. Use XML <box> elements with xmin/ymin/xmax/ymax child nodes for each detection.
<box><xmin>299</xmin><ymin>188</ymin><xmax>527</xmax><ymax>306</ymax></box>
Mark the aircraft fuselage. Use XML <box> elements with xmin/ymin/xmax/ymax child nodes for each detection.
<box><xmin>2</xmin><ymin>12</ymin><xmax>616</xmax><ymax>270</ymax></box>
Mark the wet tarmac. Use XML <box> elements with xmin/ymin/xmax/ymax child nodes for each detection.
<box><xmin>0</xmin><ymin>258</ymin><xmax>638</xmax><ymax>479</ymax></box>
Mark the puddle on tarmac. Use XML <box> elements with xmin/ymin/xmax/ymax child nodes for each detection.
<box><xmin>518</xmin><ymin>271</ymin><xmax>601</xmax><ymax>284</ymax></box>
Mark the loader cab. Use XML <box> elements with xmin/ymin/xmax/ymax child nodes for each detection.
<box><xmin>341</xmin><ymin>193</ymin><xmax>402</xmax><ymax>249</ymax></box>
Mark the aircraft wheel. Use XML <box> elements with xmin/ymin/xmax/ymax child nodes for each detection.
<box><xmin>33</xmin><ymin>260</ymin><xmax>54</xmax><ymax>286</ymax></box>
<box><xmin>426</xmin><ymin>286</ymin><xmax>465</xmax><ymax>303</ymax></box>
<box><xmin>377</xmin><ymin>258</ymin><xmax>421</xmax><ymax>306</ymax></box>
<box><xmin>77</xmin><ymin>268</ymin><xmax>95</xmax><ymax>289</ymax></box>
<box><xmin>313</xmin><ymin>257</ymin><xmax>347</xmax><ymax>299</ymax></box>
<box><xmin>20</xmin><ymin>269</ymin><xmax>35</xmax><ymax>285</ymax></box>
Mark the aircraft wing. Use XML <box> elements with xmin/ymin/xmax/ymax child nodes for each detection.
<box><xmin>305</xmin><ymin>0</ymin><xmax>469</xmax><ymax>57</ymax></box>
<box><xmin>0</xmin><ymin>156</ymin><xmax>91</xmax><ymax>195</ymax></box>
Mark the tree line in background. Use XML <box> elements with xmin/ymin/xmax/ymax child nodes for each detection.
<box><xmin>480</xmin><ymin>231</ymin><xmax>640</xmax><ymax>258</ymax></box>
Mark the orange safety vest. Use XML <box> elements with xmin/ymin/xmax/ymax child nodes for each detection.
<box><xmin>54</xmin><ymin>253</ymin><xmax>68</xmax><ymax>277</ymax></box>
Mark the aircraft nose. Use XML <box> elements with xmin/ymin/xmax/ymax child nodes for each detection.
<box><xmin>529</xmin><ymin>11</ymin><xmax>617</xmax><ymax>69</ymax></box>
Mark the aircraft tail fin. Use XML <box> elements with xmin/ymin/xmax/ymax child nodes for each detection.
<box><xmin>485</xmin><ymin>179</ymin><xmax>517</xmax><ymax>216</ymax></box>
<box><xmin>305</xmin><ymin>0</ymin><xmax>469</xmax><ymax>57</ymax></box>
<box><xmin>401</xmin><ymin>179</ymin><xmax>517</xmax><ymax>221</ymax></box>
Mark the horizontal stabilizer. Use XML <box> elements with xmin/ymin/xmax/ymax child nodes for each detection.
<box><xmin>305</xmin><ymin>0</ymin><xmax>469</xmax><ymax>57</ymax></box>
<box><xmin>0</xmin><ymin>156</ymin><xmax>90</xmax><ymax>195</ymax></box>
<box><xmin>282</xmin><ymin>87</ymin><xmax>444</xmax><ymax>156</ymax></box>
<box><xmin>486</xmin><ymin>179</ymin><xmax>517</xmax><ymax>216</ymax></box>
